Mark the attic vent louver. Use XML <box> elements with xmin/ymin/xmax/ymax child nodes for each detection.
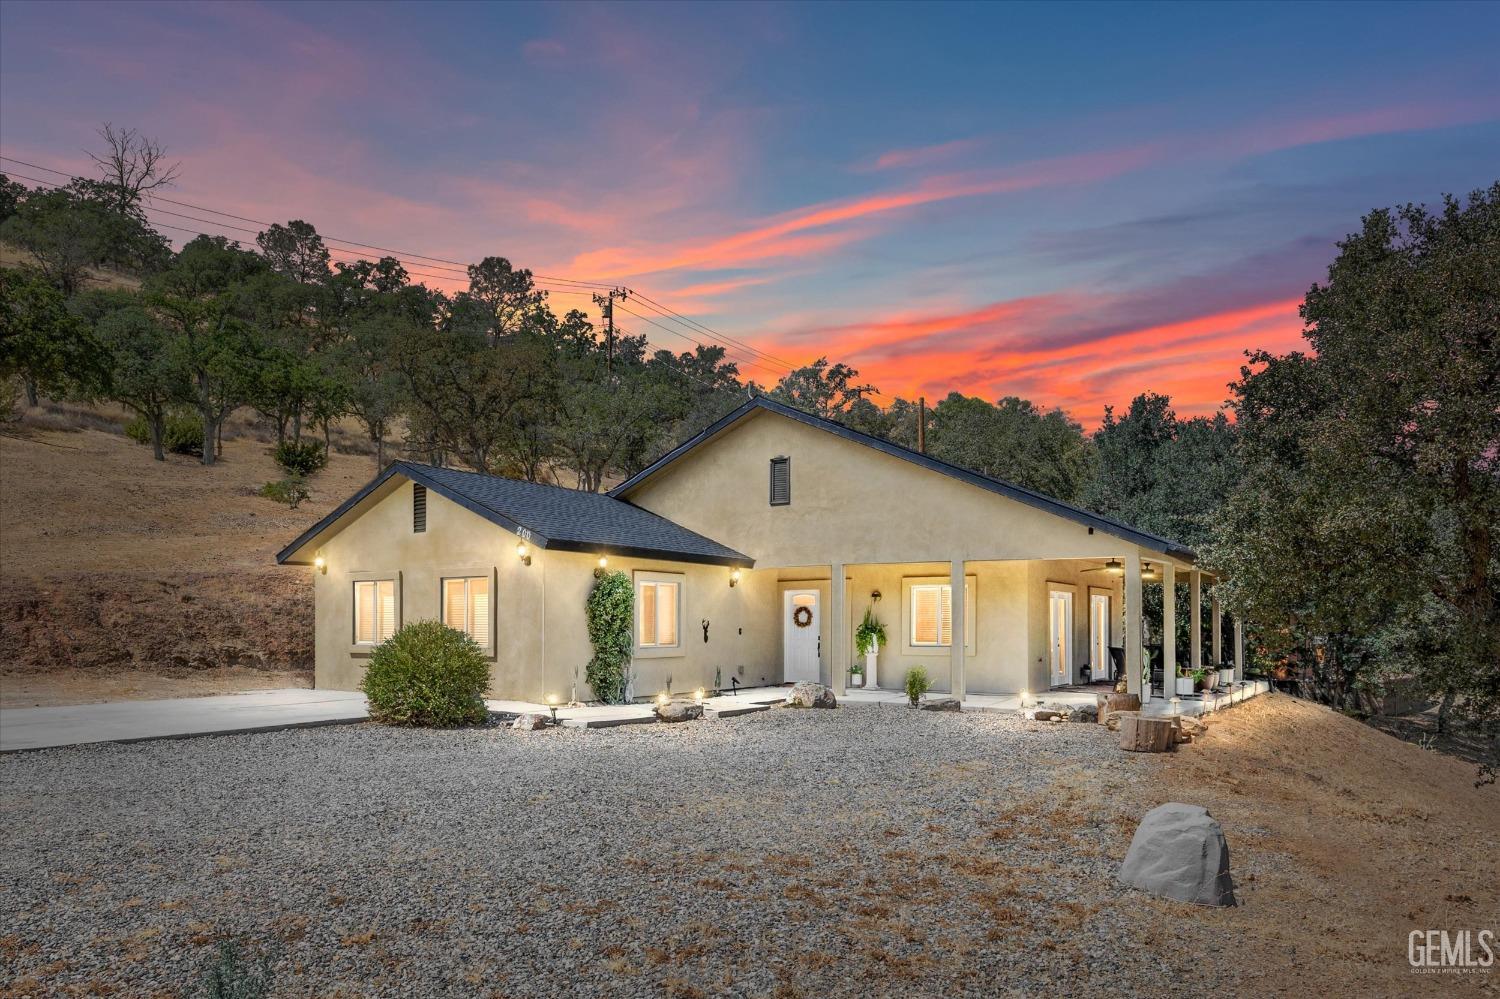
<box><xmin>413</xmin><ymin>483</ymin><xmax>427</xmax><ymax>533</ymax></box>
<box><xmin>769</xmin><ymin>456</ymin><xmax>790</xmax><ymax>506</ymax></box>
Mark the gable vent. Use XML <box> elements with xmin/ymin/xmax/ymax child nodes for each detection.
<box><xmin>413</xmin><ymin>483</ymin><xmax>427</xmax><ymax>533</ymax></box>
<box><xmin>769</xmin><ymin>456</ymin><xmax>790</xmax><ymax>506</ymax></box>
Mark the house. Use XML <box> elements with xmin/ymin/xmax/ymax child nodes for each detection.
<box><xmin>277</xmin><ymin>397</ymin><xmax>1244</xmax><ymax>704</ymax></box>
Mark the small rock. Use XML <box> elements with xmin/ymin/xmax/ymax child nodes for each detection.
<box><xmin>654</xmin><ymin>701</ymin><xmax>704</xmax><ymax>723</ymax></box>
<box><xmin>510</xmin><ymin>713</ymin><xmax>548</xmax><ymax>731</ymax></box>
<box><xmin>783</xmin><ymin>682</ymin><xmax>837</xmax><ymax>709</ymax></box>
<box><xmin>1118</xmin><ymin>802</ymin><xmax>1236</xmax><ymax>906</ymax></box>
<box><xmin>918</xmin><ymin>697</ymin><xmax>961</xmax><ymax>712</ymax></box>
<box><xmin>1024</xmin><ymin>707</ymin><xmax>1063</xmax><ymax>721</ymax></box>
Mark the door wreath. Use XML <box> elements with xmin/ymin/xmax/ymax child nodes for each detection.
<box><xmin>792</xmin><ymin>605</ymin><xmax>813</xmax><ymax>628</ymax></box>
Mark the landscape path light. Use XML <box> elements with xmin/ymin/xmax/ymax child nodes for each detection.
<box><xmin>546</xmin><ymin>694</ymin><xmax>560</xmax><ymax>727</ymax></box>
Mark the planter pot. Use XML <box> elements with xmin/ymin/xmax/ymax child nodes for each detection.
<box><xmin>1175</xmin><ymin>676</ymin><xmax>1196</xmax><ymax>696</ymax></box>
<box><xmin>865</xmin><ymin>644</ymin><xmax>879</xmax><ymax>688</ymax></box>
<box><xmin>1220</xmin><ymin>668</ymin><xmax>1235</xmax><ymax>687</ymax></box>
<box><xmin>848</xmin><ymin>673</ymin><xmax>864</xmax><ymax>688</ymax></box>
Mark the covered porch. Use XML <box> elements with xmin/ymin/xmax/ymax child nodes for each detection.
<box><xmin>766</xmin><ymin>553</ymin><xmax>1248</xmax><ymax>705</ymax></box>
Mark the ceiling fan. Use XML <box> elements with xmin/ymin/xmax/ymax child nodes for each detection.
<box><xmin>1081</xmin><ymin>558</ymin><xmax>1125</xmax><ymax>575</ymax></box>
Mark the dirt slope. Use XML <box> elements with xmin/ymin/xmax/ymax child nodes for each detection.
<box><xmin>0</xmin><ymin>424</ymin><xmax>376</xmax><ymax>706</ymax></box>
<box><xmin>1131</xmin><ymin>694</ymin><xmax>1499</xmax><ymax>996</ymax></box>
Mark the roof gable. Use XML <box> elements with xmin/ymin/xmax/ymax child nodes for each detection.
<box><xmin>277</xmin><ymin>462</ymin><xmax>752</xmax><ymax>568</ymax></box>
<box><xmin>610</xmin><ymin>396</ymin><xmax>1194</xmax><ymax>560</ymax></box>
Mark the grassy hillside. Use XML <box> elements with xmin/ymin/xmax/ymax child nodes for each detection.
<box><xmin>0</xmin><ymin>408</ymin><xmax>378</xmax><ymax>706</ymax></box>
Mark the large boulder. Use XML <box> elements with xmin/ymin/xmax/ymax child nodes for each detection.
<box><xmin>919</xmin><ymin>697</ymin><xmax>961</xmax><ymax>712</ymax></box>
<box><xmin>1067</xmin><ymin>704</ymin><xmax>1099</xmax><ymax>723</ymax></box>
<box><xmin>784</xmin><ymin>682</ymin><xmax>837</xmax><ymax>709</ymax></box>
<box><xmin>654</xmin><ymin>701</ymin><xmax>704</xmax><ymax>723</ymax></box>
<box><xmin>510</xmin><ymin>713</ymin><xmax>548</xmax><ymax>731</ymax></box>
<box><xmin>1118</xmin><ymin>803</ymin><xmax>1236</xmax><ymax>907</ymax></box>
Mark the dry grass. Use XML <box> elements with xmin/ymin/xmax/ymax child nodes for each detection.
<box><xmin>1136</xmin><ymin>693</ymin><xmax>1500</xmax><ymax>996</ymax></box>
<box><xmin>0</xmin><ymin>420</ymin><xmax>379</xmax><ymax>705</ymax></box>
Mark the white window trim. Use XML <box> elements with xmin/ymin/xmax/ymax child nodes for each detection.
<box><xmin>440</xmin><ymin>566</ymin><xmax>498</xmax><ymax>659</ymax></box>
<box><xmin>900</xmin><ymin>575</ymin><xmax>976</xmax><ymax>657</ymax></box>
<box><xmin>349</xmin><ymin>571</ymin><xmax>402</xmax><ymax>652</ymax></box>
<box><xmin>634</xmin><ymin>569</ymin><xmax>685</xmax><ymax>660</ymax></box>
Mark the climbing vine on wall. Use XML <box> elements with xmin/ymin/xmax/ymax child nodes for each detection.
<box><xmin>586</xmin><ymin>570</ymin><xmax>634</xmax><ymax>704</ymax></box>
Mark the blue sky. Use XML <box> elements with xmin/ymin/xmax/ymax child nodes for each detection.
<box><xmin>2</xmin><ymin>1</ymin><xmax>1496</xmax><ymax>420</ymax></box>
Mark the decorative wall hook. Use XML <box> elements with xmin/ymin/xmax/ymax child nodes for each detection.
<box><xmin>701</xmin><ymin>619</ymin><xmax>711</xmax><ymax>643</ymax></box>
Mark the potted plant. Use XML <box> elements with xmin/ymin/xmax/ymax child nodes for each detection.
<box><xmin>854</xmin><ymin>607</ymin><xmax>886</xmax><ymax>688</ymax></box>
<box><xmin>1192</xmin><ymin>667</ymin><xmax>1209</xmax><ymax>692</ymax></box>
<box><xmin>904</xmin><ymin>666</ymin><xmax>930</xmax><ymax>707</ymax></box>
<box><xmin>1175</xmin><ymin>672</ymin><xmax>1196</xmax><ymax>696</ymax></box>
<box><xmin>848</xmin><ymin>661</ymin><xmax>865</xmax><ymax>688</ymax></box>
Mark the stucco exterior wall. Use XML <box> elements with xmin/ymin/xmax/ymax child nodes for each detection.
<box><xmin>310</xmin><ymin>480</ymin><xmax>777</xmax><ymax>702</ymax></box>
<box><xmin>623</xmin><ymin>409</ymin><xmax>1152</xmax><ymax>566</ymax></box>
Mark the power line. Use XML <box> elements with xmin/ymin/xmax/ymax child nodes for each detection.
<box><xmin>2</xmin><ymin>153</ymin><xmax>798</xmax><ymax>380</ymax></box>
<box><xmin>616</xmin><ymin>302</ymin><xmax>790</xmax><ymax>379</ymax></box>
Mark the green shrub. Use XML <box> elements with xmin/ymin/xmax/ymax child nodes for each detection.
<box><xmin>126</xmin><ymin>411</ymin><xmax>203</xmax><ymax>455</ymax></box>
<box><xmin>197</xmin><ymin>939</ymin><xmax>273</xmax><ymax>999</ymax></box>
<box><xmin>586</xmin><ymin>570</ymin><xmax>633</xmax><ymax>703</ymax></box>
<box><xmin>273</xmin><ymin>438</ymin><xmax>327</xmax><ymax>477</ymax></box>
<box><xmin>904</xmin><ymin>666</ymin><xmax>931</xmax><ymax>706</ymax></box>
<box><xmin>259</xmin><ymin>476</ymin><xmax>310</xmax><ymax>509</ymax></box>
<box><xmin>361</xmin><ymin>621</ymin><xmax>490</xmax><ymax>727</ymax></box>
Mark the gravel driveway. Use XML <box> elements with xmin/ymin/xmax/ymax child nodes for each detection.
<box><xmin>1</xmin><ymin>704</ymin><xmax>1240</xmax><ymax>996</ymax></box>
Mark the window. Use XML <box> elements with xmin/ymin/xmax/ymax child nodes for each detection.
<box><xmin>442</xmin><ymin>576</ymin><xmax>490</xmax><ymax>646</ymax></box>
<box><xmin>636</xmin><ymin>575</ymin><xmax>682</xmax><ymax>650</ymax></box>
<box><xmin>910</xmin><ymin>584</ymin><xmax>952</xmax><ymax>647</ymax></box>
<box><xmin>901</xmin><ymin>575</ymin><xmax>976</xmax><ymax>655</ymax></box>
<box><xmin>354</xmin><ymin>579</ymin><xmax>397</xmax><ymax>645</ymax></box>
<box><xmin>413</xmin><ymin>484</ymin><xmax>427</xmax><ymax>533</ymax></box>
<box><xmin>769</xmin><ymin>456</ymin><xmax>790</xmax><ymax>505</ymax></box>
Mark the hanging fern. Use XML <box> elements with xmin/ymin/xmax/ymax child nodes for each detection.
<box><xmin>586</xmin><ymin>570</ymin><xmax>634</xmax><ymax>704</ymax></box>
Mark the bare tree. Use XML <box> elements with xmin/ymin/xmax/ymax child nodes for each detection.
<box><xmin>86</xmin><ymin>123</ymin><xmax>181</xmax><ymax>210</ymax></box>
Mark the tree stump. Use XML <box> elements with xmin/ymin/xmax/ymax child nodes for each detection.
<box><xmin>1101</xmin><ymin>692</ymin><xmax>1141</xmax><ymax>725</ymax></box>
<box><xmin>1118</xmin><ymin>714</ymin><xmax>1175</xmax><ymax>753</ymax></box>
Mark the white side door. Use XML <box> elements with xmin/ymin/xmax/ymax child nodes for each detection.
<box><xmin>783</xmin><ymin>589</ymin><xmax>821</xmax><ymax>683</ymax></box>
<box><xmin>1049</xmin><ymin>590</ymin><xmax>1073</xmax><ymax>687</ymax></box>
<box><xmin>1090</xmin><ymin>593</ymin><xmax>1111</xmax><ymax>681</ymax></box>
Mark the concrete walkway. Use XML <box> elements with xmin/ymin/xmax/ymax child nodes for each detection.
<box><xmin>0</xmin><ymin>688</ymin><xmax>369</xmax><ymax>753</ymax></box>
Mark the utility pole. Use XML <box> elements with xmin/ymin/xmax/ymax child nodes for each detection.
<box><xmin>592</xmin><ymin>287</ymin><xmax>630</xmax><ymax>370</ymax></box>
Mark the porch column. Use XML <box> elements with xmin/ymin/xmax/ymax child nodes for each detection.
<box><xmin>950</xmin><ymin>558</ymin><xmax>966</xmax><ymax>701</ymax></box>
<box><xmin>1161</xmin><ymin>562</ymin><xmax>1176</xmax><ymax>702</ymax></box>
<box><xmin>1124</xmin><ymin>552</ymin><xmax>1143</xmax><ymax>698</ymax></box>
<box><xmin>1211</xmin><ymin>588</ymin><xmax>1222</xmax><ymax>666</ymax></box>
<box><xmin>1189</xmin><ymin>569</ymin><xmax>1202</xmax><ymax>670</ymax></box>
<box><xmin>830</xmin><ymin>561</ymin><xmax>846</xmax><ymax>695</ymax></box>
<box><xmin>1233</xmin><ymin>616</ymin><xmax>1245</xmax><ymax>681</ymax></box>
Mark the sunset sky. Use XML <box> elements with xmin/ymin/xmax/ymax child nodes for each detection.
<box><xmin>2</xmin><ymin>1</ymin><xmax>1497</xmax><ymax>425</ymax></box>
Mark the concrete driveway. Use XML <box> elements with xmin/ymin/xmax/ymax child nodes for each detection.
<box><xmin>0</xmin><ymin>688</ymin><xmax>369</xmax><ymax>753</ymax></box>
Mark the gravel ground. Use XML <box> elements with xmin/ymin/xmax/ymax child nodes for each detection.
<box><xmin>1</xmin><ymin>704</ymin><xmax>1242</xmax><ymax>997</ymax></box>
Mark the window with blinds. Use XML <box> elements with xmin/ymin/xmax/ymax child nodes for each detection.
<box><xmin>412</xmin><ymin>484</ymin><xmax>427</xmax><ymax>533</ymax></box>
<box><xmin>910</xmin><ymin>584</ymin><xmax>952</xmax><ymax>647</ymax></box>
<box><xmin>354</xmin><ymin>579</ymin><xmax>397</xmax><ymax>645</ymax></box>
<box><xmin>442</xmin><ymin>576</ymin><xmax>490</xmax><ymax>647</ymax></box>
<box><xmin>637</xmin><ymin>578</ymin><xmax>681</xmax><ymax>648</ymax></box>
<box><xmin>769</xmin><ymin>456</ymin><xmax>790</xmax><ymax>505</ymax></box>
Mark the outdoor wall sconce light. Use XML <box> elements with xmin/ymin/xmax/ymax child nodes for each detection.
<box><xmin>516</xmin><ymin>542</ymin><xmax>531</xmax><ymax>566</ymax></box>
<box><xmin>546</xmin><ymin>694</ymin><xmax>560</xmax><ymax>726</ymax></box>
<box><xmin>870</xmin><ymin>589</ymin><xmax>882</xmax><ymax>603</ymax></box>
<box><xmin>313</xmin><ymin>556</ymin><xmax>326</xmax><ymax>575</ymax></box>
<box><xmin>729</xmin><ymin>569</ymin><xmax>741</xmax><ymax>587</ymax></box>
<box><xmin>597</xmin><ymin>555</ymin><xmax>609</xmax><ymax>569</ymax></box>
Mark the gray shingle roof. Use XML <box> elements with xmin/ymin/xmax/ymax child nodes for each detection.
<box><xmin>277</xmin><ymin>461</ymin><xmax>752</xmax><ymax>568</ymax></box>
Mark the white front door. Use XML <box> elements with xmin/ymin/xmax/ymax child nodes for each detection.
<box><xmin>1090</xmin><ymin>593</ymin><xmax>1111</xmax><ymax>682</ymax></box>
<box><xmin>784</xmin><ymin>589</ymin><xmax>821</xmax><ymax>683</ymax></box>
<box><xmin>1049</xmin><ymin>590</ymin><xmax>1073</xmax><ymax>687</ymax></box>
